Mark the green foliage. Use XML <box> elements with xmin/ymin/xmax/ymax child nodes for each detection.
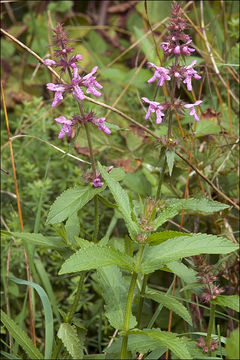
<box><xmin>129</xmin><ymin>329</ymin><xmax>192</xmax><ymax>359</ymax></box>
<box><xmin>57</xmin><ymin>323</ymin><xmax>84</xmax><ymax>359</ymax></box>
<box><xmin>145</xmin><ymin>290</ymin><xmax>193</xmax><ymax>325</ymax></box>
<box><xmin>212</xmin><ymin>295</ymin><xmax>240</xmax><ymax>312</ymax></box>
<box><xmin>226</xmin><ymin>328</ymin><xmax>240</xmax><ymax>360</ymax></box>
<box><xmin>97</xmin><ymin>266</ymin><xmax>137</xmax><ymax>329</ymax></box>
<box><xmin>59</xmin><ymin>245</ymin><xmax>135</xmax><ymax>275</ymax></box>
<box><xmin>1</xmin><ymin>310</ymin><xmax>43</xmax><ymax>359</ymax></box>
<box><xmin>141</xmin><ymin>234</ymin><xmax>237</xmax><ymax>274</ymax></box>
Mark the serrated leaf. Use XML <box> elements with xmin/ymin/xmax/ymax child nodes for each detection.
<box><xmin>153</xmin><ymin>199</ymin><xmax>229</xmax><ymax>231</ymax></box>
<box><xmin>141</xmin><ymin>234</ymin><xmax>238</xmax><ymax>274</ymax></box>
<box><xmin>129</xmin><ymin>329</ymin><xmax>192</xmax><ymax>360</ymax></box>
<box><xmin>212</xmin><ymin>295</ymin><xmax>239</xmax><ymax>312</ymax></box>
<box><xmin>166</xmin><ymin>150</ymin><xmax>175</xmax><ymax>176</ymax></box>
<box><xmin>46</xmin><ymin>185</ymin><xmax>104</xmax><ymax>225</ymax></box>
<box><xmin>57</xmin><ymin>323</ymin><xmax>84</xmax><ymax>359</ymax></box>
<box><xmin>226</xmin><ymin>328</ymin><xmax>239</xmax><ymax>360</ymax></box>
<box><xmin>97</xmin><ymin>266</ymin><xmax>136</xmax><ymax>330</ymax></box>
<box><xmin>195</xmin><ymin>120</ymin><xmax>221</xmax><ymax>137</ymax></box>
<box><xmin>145</xmin><ymin>290</ymin><xmax>192</xmax><ymax>325</ymax></box>
<box><xmin>167</xmin><ymin>198</ymin><xmax>229</xmax><ymax>215</ymax></box>
<box><xmin>65</xmin><ymin>212</ymin><xmax>80</xmax><ymax>243</ymax></box>
<box><xmin>98</xmin><ymin>163</ymin><xmax>140</xmax><ymax>239</ymax></box>
<box><xmin>146</xmin><ymin>231</ymin><xmax>192</xmax><ymax>245</ymax></box>
<box><xmin>59</xmin><ymin>245</ymin><xmax>134</xmax><ymax>275</ymax></box>
<box><xmin>106</xmin><ymin>334</ymin><xmax>162</xmax><ymax>354</ymax></box>
<box><xmin>1</xmin><ymin>231</ymin><xmax>66</xmax><ymax>248</ymax></box>
<box><xmin>167</xmin><ymin>261</ymin><xmax>197</xmax><ymax>284</ymax></box>
<box><xmin>1</xmin><ymin>310</ymin><xmax>43</xmax><ymax>359</ymax></box>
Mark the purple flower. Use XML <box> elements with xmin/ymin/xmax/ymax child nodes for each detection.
<box><xmin>91</xmin><ymin>117</ymin><xmax>111</xmax><ymax>134</ymax></box>
<box><xmin>92</xmin><ymin>177</ymin><xmax>104</xmax><ymax>187</ymax></box>
<box><xmin>44</xmin><ymin>59</ymin><xmax>57</xmax><ymax>66</ymax></box>
<box><xmin>46</xmin><ymin>83</ymin><xmax>66</xmax><ymax>107</ymax></box>
<box><xmin>184</xmin><ymin>100</ymin><xmax>202</xmax><ymax>121</ymax></box>
<box><xmin>182</xmin><ymin>40</ymin><xmax>195</xmax><ymax>56</ymax></box>
<box><xmin>147</xmin><ymin>62</ymin><xmax>171</xmax><ymax>86</ymax></box>
<box><xmin>82</xmin><ymin>66</ymin><xmax>103</xmax><ymax>97</ymax></box>
<box><xmin>55</xmin><ymin>116</ymin><xmax>75</xmax><ymax>139</ymax></box>
<box><xmin>71</xmin><ymin>64</ymin><xmax>85</xmax><ymax>101</ymax></box>
<box><xmin>182</xmin><ymin>60</ymin><xmax>201</xmax><ymax>91</ymax></box>
<box><xmin>142</xmin><ymin>97</ymin><xmax>165</xmax><ymax>124</ymax></box>
<box><xmin>160</xmin><ymin>42</ymin><xmax>170</xmax><ymax>53</ymax></box>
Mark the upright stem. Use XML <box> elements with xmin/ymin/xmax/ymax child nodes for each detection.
<box><xmin>93</xmin><ymin>195</ymin><xmax>99</xmax><ymax>242</ymax></box>
<box><xmin>136</xmin><ymin>274</ymin><xmax>148</xmax><ymax>328</ymax></box>
<box><xmin>121</xmin><ymin>245</ymin><xmax>145</xmax><ymax>359</ymax></box>
<box><xmin>206</xmin><ymin>302</ymin><xmax>216</xmax><ymax>349</ymax></box>
<box><xmin>156</xmin><ymin>148</ymin><xmax>167</xmax><ymax>201</ymax></box>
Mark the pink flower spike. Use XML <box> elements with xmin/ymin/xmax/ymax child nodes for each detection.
<box><xmin>46</xmin><ymin>83</ymin><xmax>66</xmax><ymax>107</ymax></box>
<box><xmin>75</xmin><ymin>54</ymin><xmax>83</xmax><ymax>61</ymax></box>
<box><xmin>82</xmin><ymin>66</ymin><xmax>103</xmax><ymax>97</ymax></box>
<box><xmin>160</xmin><ymin>42</ymin><xmax>170</xmax><ymax>52</ymax></box>
<box><xmin>44</xmin><ymin>59</ymin><xmax>57</xmax><ymax>66</ymax></box>
<box><xmin>173</xmin><ymin>45</ymin><xmax>181</xmax><ymax>54</ymax></box>
<box><xmin>73</xmin><ymin>85</ymin><xmax>85</xmax><ymax>101</ymax></box>
<box><xmin>184</xmin><ymin>100</ymin><xmax>202</xmax><ymax>121</ymax></box>
<box><xmin>147</xmin><ymin>62</ymin><xmax>171</xmax><ymax>86</ymax></box>
<box><xmin>91</xmin><ymin>117</ymin><xmax>111</xmax><ymax>134</ymax></box>
<box><xmin>55</xmin><ymin>116</ymin><xmax>74</xmax><ymax>138</ymax></box>
<box><xmin>142</xmin><ymin>97</ymin><xmax>165</xmax><ymax>124</ymax></box>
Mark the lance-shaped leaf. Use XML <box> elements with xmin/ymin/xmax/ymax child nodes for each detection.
<box><xmin>212</xmin><ymin>295</ymin><xmax>239</xmax><ymax>312</ymax></box>
<box><xmin>57</xmin><ymin>323</ymin><xmax>85</xmax><ymax>359</ymax></box>
<box><xmin>145</xmin><ymin>290</ymin><xmax>192</xmax><ymax>325</ymax></box>
<box><xmin>146</xmin><ymin>231</ymin><xmax>192</xmax><ymax>246</ymax></box>
<box><xmin>1</xmin><ymin>310</ymin><xmax>43</xmax><ymax>359</ymax></box>
<box><xmin>129</xmin><ymin>329</ymin><xmax>192</xmax><ymax>359</ymax></box>
<box><xmin>59</xmin><ymin>245</ymin><xmax>134</xmax><ymax>275</ymax></box>
<box><xmin>46</xmin><ymin>185</ymin><xmax>104</xmax><ymax>225</ymax></box>
<box><xmin>141</xmin><ymin>233</ymin><xmax>238</xmax><ymax>274</ymax></box>
<box><xmin>98</xmin><ymin>162</ymin><xmax>140</xmax><ymax>239</ymax></box>
<box><xmin>153</xmin><ymin>199</ymin><xmax>229</xmax><ymax>230</ymax></box>
<box><xmin>46</xmin><ymin>167</ymin><xmax>125</xmax><ymax>225</ymax></box>
<box><xmin>1</xmin><ymin>230</ymin><xmax>66</xmax><ymax>249</ymax></box>
<box><xmin>97</xmin><ymin>266</ymin><xmax>136</xmax><ymax>330</ymax></box>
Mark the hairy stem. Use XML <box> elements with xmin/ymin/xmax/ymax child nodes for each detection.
<box><xmin>156</xmin><ymin>148</ymin><xmax>167</xmax><ymax>201</ymax></box>
<box><xmin>206</xmin><ymin>302</ymin><xmax>216</xmax><ymax>350</ymax></box>
<box><xmin>136</xmin><ymin>274</ymin><xmax>148</xmax><ymax>328</ymax></box>
<box><xmin>93</xmin><ymin>195</ymin><xmax>99</xmax><ymax>242</ymax></box>
<box><xmin>121</xmin><ymin>245</ymin><xmax>145</xmax><ymax>359</ymax></box>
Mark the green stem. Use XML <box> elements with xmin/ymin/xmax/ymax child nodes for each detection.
<box><xmin>136</xmin><ymin>274</ymin><xmax>148</xmax><ymax>328</ymax></box>
<box><xmin>52</xmin><ymin>272</ymin><xmax>85</xmax><ymax>359</ymax></box>
<box><xmin>120</xmin><ymin>245</ymin><xmax>145</xmax><ymax>359</ymax></box>
<box><xmin>206</xmin><ymin>302</ymin><xmax>216</xmax><ymax>350</ymax></box>
<box><xmin>156</xmin><ymin>148</ymin><xmax>167</xmax><ymax>201</ymax></box>
<box><xmin>93</xmin><ymin>195</ymin><xmax>99</xmax><ymax>242</ymax></box>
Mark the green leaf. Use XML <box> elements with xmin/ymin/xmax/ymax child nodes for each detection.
<box><xmin>212</xmin><ymin>295</ymin><xmax>239</xmax><ymax>312</ymax></box>
<box><xmin>129</xmin><ymin>329</ymin><xmax>192</xmax><ymax>360</ymax></box>
<box><xmin>1</xmin><ymin>231</ymin><xmax>66</xmax><ymax>249</ymax></box>
<box><xmin>0</xmin><ymin>351</ymin><xmax>22</xmax><ymax>359</ymax></box>
<box><xmin>169</xmin><ymin>198</ymin><xmax>229</xmax><ymax>215</ymax></box>
<box><xmin>47</xmin><ymin>0</ymin><xmax>73</xmax><ymax>12</ymax></box>
<box><xmin>226</xmin><ymin>328</ymin><xmax>239</xmax><ymax>360</ymax></box>
<box><xmin>195</xmin><ymin>120</ymin><xmax>221</xmax><ymax>137</ymax></box>
<box><xmin>97</xmin><ymin>266</ymin><xmax>136</xmax><ymax>330</ymax></box>
<box><xmin>153</xmin><ymin>199</ymin><xmax>229</xmax><ymax>230</ymax></box>
<box><xmin>106</xmin><ymin>334</ymin><xmax>163</xmax><ymax>354</ymax></box>
<box><xmin>98</xmin><ymin>163</ymin><xmax>140</xmax><ymax>239</ymax></box>
<box><xmin>166</xmin><ymin>151</ymin><xmax>175</xmax><ymax>176</ymax></box>
<box><xmin>146</xmin><ymin>231</ymin><xmax>192</xmax><ymax>245</ymax></box>
<box><xmin>145</xmin><ymin>290</ymin><xmax>192</xmax><ymax>325</ymax></box>
<box><xmin>46</xmin><ymin>185</ymin><xmax>104</xmax><ymax>225</ymax></box>
<box><xmin>1</xmin><ymin>310</ymin><xmax>43</xmax><ymax>359</ymax></box>
<box><xmin>65</xmin><ymin>212</ymin><xmax>80</xmax><ymax>243</ymax></box>
<box><xmin>57</xmin><ymin>323</ymin><xmax>84</xmax><ymax>359</ymax></box>
<box><xmin>10</xmin><ymin>277</ymin><xmax>53</xmax><ymax>359</ymax></box>
<box><xmin>167</xmin><ymin>261</ymin><xmax>197</xmax><ymax>284</ymax></box>
<box><xmin>133</xmin><ymin>27</ymin><xmax>156</xmax><ymax>63</ymax></box>
<box><xmin>141</xmin><ymin>234</ymin><xmax>238</xmax><ymax>274</ymax></box>
<box><xmin>59</xmin><ymin>245</ymin><xmax>134</xmax><ymax>275</ymax></box>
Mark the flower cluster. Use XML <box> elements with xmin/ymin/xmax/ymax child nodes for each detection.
<box><xmin>195</xmin><ymin>257</ymin><xmax>224</xmax><ymax>303</ymax></box>
<box><xmin>142</xmin><ymin>2</ymin><xmax>202</xmax><ymax>126</ymax></box>
<box><xmin>197</xmin><ymin>337</ymin><xmax>219</xmax><ymax>354</ymax></box>
<box><xmin>44</xmin><ymin>24</ymin><xmax>111</xmax><ymax>140</ymax></box>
